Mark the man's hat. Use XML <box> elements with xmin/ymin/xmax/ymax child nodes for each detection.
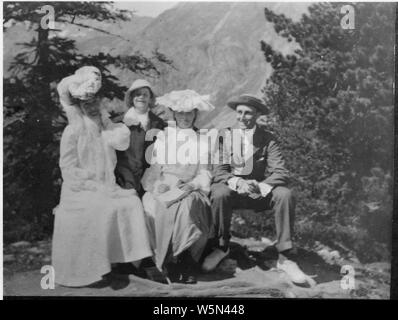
<box><xmin>227</xmin><ymin>94</ymin><xmax>269</xmax><ymax>115</ymax></box>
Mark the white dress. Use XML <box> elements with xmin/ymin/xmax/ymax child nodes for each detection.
<box><xmin>52</xmin><ymin>115</ymin><xmax>152</xmax><ymax>287</ymax></box>
<box><xmin>141</xmin><ymin>127</ymin><xmax>214</xmax><ymax>269</ymax></box>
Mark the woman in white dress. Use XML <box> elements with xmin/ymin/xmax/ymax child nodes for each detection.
<box><xmin>51</xmin><ymin>67</ymin><xmax>153</xmax><ymax>287</ymax></box>
<box><xmin>141</xmin><ymin>90</ymin><xmax>215</xmax><ymax>284</ymax></box>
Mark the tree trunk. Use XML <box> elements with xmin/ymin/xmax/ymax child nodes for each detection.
<box><xmin>32</xmin><ymin>25</ymin><xmax>56</xmax><ymax>224</ymax></box>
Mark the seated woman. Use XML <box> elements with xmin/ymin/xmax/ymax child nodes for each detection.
<box><xmin>52</xmin><ymin>67</ymin><xmax>153</xmax><ymax>287</ymax></box>
<box><xmin>141</xmin><ymin>90</ymin><xmax>215</xmax><ymax>284</ymax></box>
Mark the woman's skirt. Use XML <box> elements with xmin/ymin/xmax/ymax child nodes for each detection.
<box><xmin>52</xmin><ymin>186</ymin><xmax>152</xmax><ymax>287</ymax></box>
<box><xmin>143</xmin><ymin>190</ymin><xmax>213</xmax><ymax>270</ymax></box>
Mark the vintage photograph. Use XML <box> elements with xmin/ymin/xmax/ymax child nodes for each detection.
<box><xmin>2</xmin><ymin>1</ymin><xmax>394</xmax><ymax>299</ymax></box>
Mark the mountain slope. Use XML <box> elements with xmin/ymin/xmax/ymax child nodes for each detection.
<box><xmin>4</xmin><ymin>2</ymin><xmax>308</xmax><ymax>128</ymax></box>
<box><xmin>126</xmin><ymin>2</ymin><xmax>306</xmax><ymax>128</ymax></box>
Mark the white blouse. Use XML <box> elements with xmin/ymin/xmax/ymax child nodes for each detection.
<box><xmin>59</xmin><ymin>115</ymin><xmax>130</xmax><ymax>193</ymax></box>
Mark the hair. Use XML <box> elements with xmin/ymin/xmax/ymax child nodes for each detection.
<box><xmin>124</xmin><ymin>86</ymin><xmax>156</xmax><ymax>110</ymax></box>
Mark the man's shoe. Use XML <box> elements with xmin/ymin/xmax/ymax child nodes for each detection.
<box><xmin>202</xmin><ymin>248</ymin><xmax>230</xmax><ymax>272</ymax></box>
<box><xmin>276</xmin><ymin>259</ymin><xmax>316</xmax><ymax>287</ymax></box>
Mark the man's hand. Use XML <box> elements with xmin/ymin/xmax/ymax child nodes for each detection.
<box><xmin>247</xmin><ymin>180</ymin><xmax>261</xmax><ymax>194</ymax></box>
<box><xmin>237</xmin><ymin>179</ymin><xmax>257</xmax><ymax>195</ymax></box>
<box><xmin>258</xmin><ymin>182</ymin><xmax>273</xmax><ymax>197</ymax></box>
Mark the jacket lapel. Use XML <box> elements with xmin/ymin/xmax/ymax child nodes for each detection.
<box><xmin>252</xmin><ymin>126</ymin><xmax>264</xmax><ymax>155</ymax></box>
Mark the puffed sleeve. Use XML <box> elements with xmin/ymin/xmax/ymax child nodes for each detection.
<box><xmin>190</xmin><ymin>165</ymin><xmax>212</xmax><ymax>194</ymax></box>
<box><xmin>59</xmin><ymin>125</ymin><xmax>95</xmax><ymax>186</ymax></box>
<box><xmin>102</xmin><ymin>121</ymin><xmax>130</xmax><ymax>151</ymax></box>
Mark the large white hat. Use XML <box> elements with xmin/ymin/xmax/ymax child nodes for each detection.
<box><xmin>156</xmin><ymin>90</ymin><xmax>215</xmax><ymax>113</ymax></box>
<box><xmin>67</xmin><ymin>66</ymin><xmax>102</xmax><ymax>101</ymax></box>
<box><xmin>57</xmin><ymin>66</ymin><xmax>102</xmax><ymax>104</ymax></box>
<box><xmin>57</xmin><ymin>66</ymin><xmax>102</xmax><ymax>124</ymax></box>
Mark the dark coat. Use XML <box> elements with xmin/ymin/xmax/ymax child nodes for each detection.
<box><xmin>113</xmin><ymin>110</ymin><xmax>166</xmax><ymax>194</ymax></box>
<box><xmin>212</xmin><ymin>125</ymin><xmax>290</xmax><ymax>187</ymax></box>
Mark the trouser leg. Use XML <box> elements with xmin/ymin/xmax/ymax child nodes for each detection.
<box><xmin>210</xmin><ymin>183</ymin><xmax>234</xmax><ymax>248</ymax></box>
<box><xmin>270</xmin><ymin>186</ymin><xmax>295</xmax><ymax>252</ymax></box>
<box><xmin>210</xmin><ymin>182</ymin><xmax>295</xmax><ymax>252</ymax></box>
<box><xmin>231</xmin><ymin>185</ymin><xmax>296</xmax><ymax>253</ymax></box>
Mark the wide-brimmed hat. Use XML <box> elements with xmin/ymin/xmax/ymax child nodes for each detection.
<box><xmin>156</xmin><ymin>90</ymin><xmax>215</xmax><ymax>113</ymax></box>
<box><xmin>60</xmin><ymin>66</ymin><xmax>102</xmax><ymax>102</ymax></box>
<box><xmin>57</xmin><ymin>66</ymin><xmax>102</xmax><ymax>125</ymax></box>
<box><xmin>227</xmin><ymin>94</ymin><xmax>269</xmax><ymax>115</ymax></box>
<box><xmin>124</xmin><ymin>79</ymin><xmax>155</xmax><ymax>108</ymax></box>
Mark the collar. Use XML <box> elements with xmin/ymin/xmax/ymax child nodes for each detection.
<box><xmin>238</xmin><ymin>125</ymin><xmax>257</xmax><ymax>137</ymax></box>
<box><xmin>123</xmin><ymin>108</ymin><xmax>149</xmax><ymax>127</ymax></box>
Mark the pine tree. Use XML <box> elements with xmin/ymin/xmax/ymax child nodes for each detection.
<box><xmin>260</xmin><ymin>3</ymin><xmax>394</xmax><ymax>261</ymax></box>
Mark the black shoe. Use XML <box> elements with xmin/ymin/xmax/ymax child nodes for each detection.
<box><xmin>166</xmin><ymin>261</ymin><xmax>197</xmax><ymax>284</ymax></box>
<box><xmin>177</xmin><ymin>272</ymin><xmax>197</xmax><ymax>284</ymax></box>
<box><xmin>112</xmin><ymin>263</ymin><xmax>147</xmax><ymax>279</ymax></box>
<box><xmin>166</xmin><ymin>251</ymin><xmax>199</xmax><ymax>284</ymax></box>
<box><xmin>142</xmin><ymin>266</ymin><xmax>169</xmax><ymax>284</ymax></box>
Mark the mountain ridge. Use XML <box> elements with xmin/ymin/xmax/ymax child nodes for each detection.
<box><xmin>4</xmin><ymin>2</ymin><xmax>308</xmax><ymax>128</ymax></box>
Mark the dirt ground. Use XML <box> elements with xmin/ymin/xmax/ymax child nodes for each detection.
<box><xmin>3</xmin><ymin>237</ymin><xmax>390</xmax><ymax>299</ymax></box>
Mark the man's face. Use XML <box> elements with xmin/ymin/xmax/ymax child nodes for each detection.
<box><xmin>236</xmin><ymin>104</ymin><xmax>258</xmax><ymax>130</ymax></box>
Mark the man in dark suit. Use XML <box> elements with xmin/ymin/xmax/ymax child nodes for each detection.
<box><xmin>113</xmin><ymin>79</ymin><xmax>166</xmax><ymax>197</ymax></box>
<box><xmin>203</xmin><ymin>94</ymin><xmax>309</xmax><ymax>285</ymax></box>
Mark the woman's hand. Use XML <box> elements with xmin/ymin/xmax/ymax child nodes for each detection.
<box><xmin>179</xmin><ymin>183</ymin><xmax>196</xmax><ymax>192</ymax></box>
<box><xmin>157</xmin><ymin>183</ymin><xmax>170</xmax><ymax>194</ymax></box>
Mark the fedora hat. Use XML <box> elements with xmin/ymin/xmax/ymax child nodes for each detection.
<box><xmin>227</xmin><ymin>94</ymin><xmax>269</xmax><ymax>115</ymax></box>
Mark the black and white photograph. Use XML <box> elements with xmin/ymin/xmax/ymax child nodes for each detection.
<box><xmin>1</xmin><ymin>1</ymin><xmax>396</xmax><ymax>301</ymax></box>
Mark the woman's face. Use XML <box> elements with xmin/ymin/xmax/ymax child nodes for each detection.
<box><xmin>174</xmin><ymin>110</ymin><xmax>197</xmax><ymax>129</ymax></box>
<box><xmin>132</xmin><ymin>87</ymin><xmax>152</xmax><ymax>114</ymax></box>
<box><xmin>80</xmin><ymin>97</ymin><xmax>100</xmax><ymax>117</ymax></box>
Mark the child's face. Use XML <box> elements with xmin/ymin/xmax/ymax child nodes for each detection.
<box><xmin>132</xmin><ymin>87</ymin><xmax>151</xmax><ymax>114</ymax></box>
